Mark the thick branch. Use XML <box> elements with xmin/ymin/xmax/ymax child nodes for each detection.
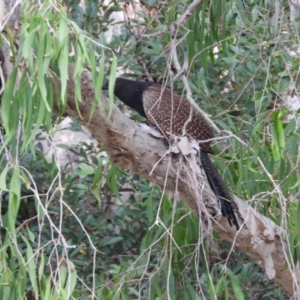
<box><xmin>52</xmin><ymin>66</ymin><xmax>300</xmax><ymax>297</ymax></box>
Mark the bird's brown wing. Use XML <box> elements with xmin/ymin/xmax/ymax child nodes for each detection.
<box><xmin>143</xmin><ymin>84</ymin><xmax>214</xmax><ymax>154</ymax></box>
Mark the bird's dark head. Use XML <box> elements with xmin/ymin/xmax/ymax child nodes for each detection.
<box><xmin>102</xmin><ymin>77</ymin><xmax>153</xmax><ymax>118</ymax></box>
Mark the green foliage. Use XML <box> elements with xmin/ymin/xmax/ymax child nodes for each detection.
<box><xmin>0</xmin><ymin>0</ymin><xmax>299</xmax><ymax>299</ymax></box>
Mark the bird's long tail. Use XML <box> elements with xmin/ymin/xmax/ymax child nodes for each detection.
<box><xmin>200</xmin><ymin>150</ymin><xmax>239</xmax><ymax>230</ymax></box>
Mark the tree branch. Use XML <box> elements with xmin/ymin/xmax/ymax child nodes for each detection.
<box><xmin>51</xmin><ymin>65</ymin><xmax>300</xmax><ymax>297</ymax></box>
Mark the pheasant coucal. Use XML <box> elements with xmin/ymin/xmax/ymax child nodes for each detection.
<box><xmin>102</xmin><ymin>78</ymin><xmax>239</xmax><ymax>230</ymax></box>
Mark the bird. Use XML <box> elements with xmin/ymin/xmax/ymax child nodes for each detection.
<box><xmin>102</xmin><ymin>78</ymin><xmax>239</xmax><ymax>230</ymax></box>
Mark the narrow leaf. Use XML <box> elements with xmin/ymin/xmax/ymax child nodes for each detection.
<box><xmin>108</xmin><ymin>53</ymin><xmax>117</xmax><ymax>116</ymax></box>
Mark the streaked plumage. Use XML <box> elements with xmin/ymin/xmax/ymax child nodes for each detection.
<box><xmin>143</xmin><ymin>84</ymin><xmax>213</xmax><ymax>154</ymax></box>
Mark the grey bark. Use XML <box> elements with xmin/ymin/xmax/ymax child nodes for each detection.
<box><xmin>51</xmin><ymin>66</ymin><xmax>300</xmax><ymax>298</ymax></box>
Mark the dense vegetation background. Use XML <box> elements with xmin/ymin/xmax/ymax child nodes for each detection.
<box><xmin>0</xmin><ymin>0</ymin><xmax>299</xmax><ymax>299</ymax></box>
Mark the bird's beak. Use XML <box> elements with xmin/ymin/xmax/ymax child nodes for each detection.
<box><xmin>102</xmin><ymin>82</ymin><xmax>109</xmax><ymax>90</ymax></box>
